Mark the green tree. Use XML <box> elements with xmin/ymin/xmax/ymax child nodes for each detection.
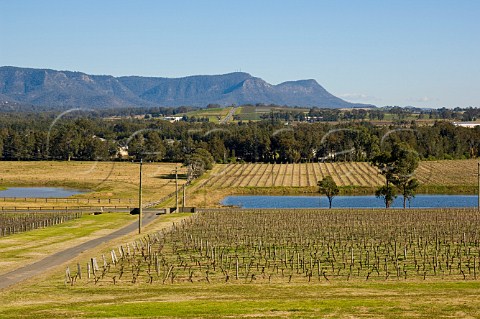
<box><xmin>127</xmin><ymin>134</ymin><xmax>145</xmax><ymax>160</ymax></box>
<box><xmin>3</xmin><ymin>131</ymin><xmax>23</xmax><ymax>160</ymax></box>
<box><xmin>372</xmin><ymin>142</ymin><xmax>419</xmax><ymax>208</ymax></box>
<box><xmin>82</xmin><ymin>137</ymin><xmax>110</xmax><ymax>160</ymax></box>
<box><xmin>207</xmin><ymin>136</ymin><xmax>227</xmax><ymax>163</ymax></box>
<box><xmin>184</xmin><ymin>148</ymin><xmax>214</xmax><ymax>181</ymax></box>
<box><xmin>375</xmin><ymin>184</ymin><xmax>397</xmax><ymax>208</ymax></box>
<box><xmin>143</xmin><ymin>131</ymin><xmax>165</xmax><ymax>161</ymax></box>
<box><xmin>390</xmin><ymin>144</ymin><xmax>420</xmax><ymax>208</ymax></box>
<box><xmin>398</xmin><ymin>178</ymin><xmax>419</xmax><ymax>208</ymax></box>
<box><xmin>50</xmin><ymin>123</ymin><xmax>82</xmax><ymax>161</ymax></box>
<box><xmin>318</xmin><ymin>175</ymin><xmax>339</xmax><ymax>209</ymax></box>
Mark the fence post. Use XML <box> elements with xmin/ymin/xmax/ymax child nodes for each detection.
<box><xmin>77</xmin><ymin>263</ymin><xmax>82</xmax><ymax>279</ymax></box>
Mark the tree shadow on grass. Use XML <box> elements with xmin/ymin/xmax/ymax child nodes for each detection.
<box><xmin>156</xmin><ymin>173</ymin><xmax>188</xmax><ymax>180</ymax></box>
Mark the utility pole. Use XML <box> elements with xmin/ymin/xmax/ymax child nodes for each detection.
<box><xmin>271</xmin><ymin>162</ymin><xmax>274</xmax><ymax>186</ymax></box>
<box><xmin>182</xmin><ymin>184</ymin><xmax>186</xmax><ymax>209</ymax></box>
<box><xmin>175</xmin><ymin>166</ymin><xmax>179</xmax><ymax>213</ymax></box>
<box><xmin>203</xmin><ymin>184</ymin><xmax>206</xmax><ymax>208</ymax></box>
<box><xmin>138</xmin><ymin>159</ymin><xmax>143</xmax><ymax>234</ymax></box>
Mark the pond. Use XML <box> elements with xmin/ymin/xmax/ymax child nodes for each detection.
<box><xmin>0</xmin><ymin>187</ymin><xmax>85</xmax><ymax>198</ymax></box>
<box><xmin>221</xmin><ymin>195</ymin><xmax>478</xmax><ymax>209</ymax></box>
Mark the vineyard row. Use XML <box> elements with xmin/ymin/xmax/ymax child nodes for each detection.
<box><xmin>0</xmin><ymin>212</ymin><xmax>83</xmax><ymax>237</ymax></box>
<box><xmin>66</xmin><ymin>208</ymin><xmax>480</xmax><ymax>286</ymax></box>
<box><xmin>203</xmin><ymin>160</ymin><xmax>478</xmax><ymax>189</ymax></box>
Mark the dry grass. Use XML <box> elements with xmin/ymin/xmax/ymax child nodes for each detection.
<box><xmin>0</xmin><ymin>161</ymin><xmax>187</xmax><ymax>208</ymax></box>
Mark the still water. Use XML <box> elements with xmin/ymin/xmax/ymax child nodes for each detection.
<box><xmin>0</xmin><ymin>187</ymin><xmax>84</xmax><ymax>198</ymax></box>
<box><xmin>222</xmin><ymin>195</ymin><xmax>478</xmax><ymax>209</ymax></box>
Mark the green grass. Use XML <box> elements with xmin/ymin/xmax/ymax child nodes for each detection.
<box><xmin>237</xmin><ymin>106</ymin><xmax>262</xmax><ymax>121</ymax></box>
<box><xmin>0</xmin><ymin>212</ymin><xmax>135</xmax><ymax>275</ymax></box>
<box><xmin>1</xmin><ymin>280</ymin><xmax>479</xmax><ymax>318</ymax></box>
<box><xmin>178</xmin><ymin>107</ymin><xmax>232</xmax><ymax>123</ymax></box>
<box><xmin>418</xmin><ymin>184</ymin><xmax>478</xmax><ymax>195</ymax></box>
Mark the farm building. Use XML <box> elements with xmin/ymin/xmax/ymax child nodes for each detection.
<box><xmin>453</xmin><ymin>122</ymin><xmax>480</xmax><ymax>128</ymax></box>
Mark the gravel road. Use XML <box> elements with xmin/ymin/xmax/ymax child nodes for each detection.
<box><xmin>0</xmin><ymin>211</ymin><xmax>158</xmax><ymax>290</ymax></box>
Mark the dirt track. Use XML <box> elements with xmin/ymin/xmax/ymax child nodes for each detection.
<box><xmin>0</xmin><ymin>212</ymin><xmax>158</xmax><ymax>290</ymax></box>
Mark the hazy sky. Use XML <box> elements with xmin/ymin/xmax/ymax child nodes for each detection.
<box><xmin>1</xmin><ymin>0</ymin><xmax>479</xmax><ymax>108</ymax></box>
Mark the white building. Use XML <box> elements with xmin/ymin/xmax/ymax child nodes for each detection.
<box><xmin>453</xmin><ymin>122</ymin><xmax>480</xmax><ymax>128</ymax></box>
<box><xmin>163</xmin><ymin>116</ymin><xmax>183</xmax><ymax>123</ymax></box>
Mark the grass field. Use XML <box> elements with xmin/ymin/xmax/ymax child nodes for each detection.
<box><xmin>180</xmin><ymin>105</ymin><xmax>314</xmax><ymax>123</ymax></box>
<box><xmin>2</xmin><ymin>208</ymin><xmax>480</xmax><ymax>318</ymax></box>
<box><xmin>177</xmin><ymin>105</ymin><xmax>452</xmax><ymax>126</ymax></box>
<box><xmin>1</xmin><ymin>281</ymin><xmax>479</xmax><ymax>318</ymax></box>
<box><xmin>177</xmin><ymin>107</ymin><xmax>233</xmax><ymax>123</ymax></box>
<box><xmin>0</xmin><ymin>161</ymin><xmax>187</xmax><ymax>208</ymax></box>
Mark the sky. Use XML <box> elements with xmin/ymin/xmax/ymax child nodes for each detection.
<box><xmin>1</xmin><ymin>0</ymin><xmax>479</xmax><ymax>108</ymax></box>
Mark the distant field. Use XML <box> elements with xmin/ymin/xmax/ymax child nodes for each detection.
<box><xmin>201</xmin><ymin>159</ymin><xmax>478</xmax><ymax>190</ymax></box>
<box><xmin>178</xmin><ymin>107</ymin><xmax>233</xmax><ymax>123</ymax></box>
<box><xmin>181</xmin><ymin>105</ymin><xmax>319</xmax><ymax>122</ymax></box>
<box><xmin>178</xmin><ymin>105</ymin><xmax>447</xmax><ymax>125</ymax></box>
<box><xmin>0</xmin><ymin>161</ymin><xmax>187</xmax><ymax>208</ymax></box>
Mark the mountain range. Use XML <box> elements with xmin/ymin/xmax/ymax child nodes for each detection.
<box><xmin>0</xmin><ymin>66</ymin><xmax>373</xmax><ymax>109</ymax></box>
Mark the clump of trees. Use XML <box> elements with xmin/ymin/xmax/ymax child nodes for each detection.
<box><xmin>372</xmin><ymin>143</ymin><xmax>420</xmax><ymax>208</ymax></box>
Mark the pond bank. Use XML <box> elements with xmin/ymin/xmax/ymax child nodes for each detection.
<box><xmin>222</xmin><ymin>194</ymin><xmax>478</xmax><ymax>209</ymax></box>
<box><xmin>218</xmin><ymin>185</ymin><xmax>478</xmax><ymax>196</ymax></box>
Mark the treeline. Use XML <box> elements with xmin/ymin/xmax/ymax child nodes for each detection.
<box><xmin>0</xmin><ymin>110</ymin><xmax>479</xmax><ymax>164</ymax></box>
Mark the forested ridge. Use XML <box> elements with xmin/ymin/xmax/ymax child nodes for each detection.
<box><xmin>0</xmin><ymin>109</ymin><xmax>479</xmax><ymax>163</ymax></box>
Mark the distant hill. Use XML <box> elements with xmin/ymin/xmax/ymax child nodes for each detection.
<box><xmin>0</xmin><ymin>66</ymin><xmax>374</xmax><ymax>109</ymax></box>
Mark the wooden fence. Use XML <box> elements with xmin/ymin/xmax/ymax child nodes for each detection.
<box><xmin>0</xmin><ymin>197</ymin><xmax>134</xmax><ymax>204</ymax></box>
<box><xmin>0</xmin><ymin>206</ymin><xmax>133</xmax><ymax>212</ymax></box>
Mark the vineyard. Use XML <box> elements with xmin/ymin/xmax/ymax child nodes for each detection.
<box><xmin>66</xmin><ymin>208</ymin><xmax>480</xmax><ymax>286</ymax></box>
<box><xmin>415</xmin><ymin>159</ymin><xmax>478</xmax><ymax>186</ymax></box>
<box><xmin>201</xmin><ymin>159</ymin><xmax>478</xmax><ymax>189</ymax></box>
<box><xmin>203</xmin><ymin>162</ymin><xmax>384</xmax><ymax>188</ymax></box>
<box><xmin>0</xmin><ymin>211</ymin><xmax>83</xmax><ymax>237</ymax></box>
